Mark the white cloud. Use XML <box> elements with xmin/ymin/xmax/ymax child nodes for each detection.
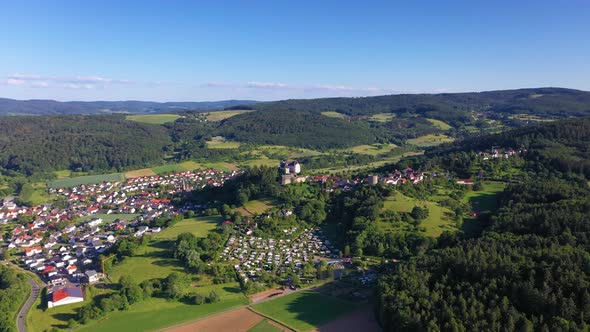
<box><xmin>3</xmin><ymin>73</ymin><xmax>131</xmax><ymax>88</ymax></box>
<box><xmin>202</xmin><ymin>82</ymin><xmax>235</xmax><ymax>88</ymax></box>
<box><xmin>63</xmin><ymin>83</ymin><xmax>95</xmax><ymax>90</ymax></box>
<box><xmin>31</xmin><ymin>81</ymin><xmax>49</xmax><ymax>88</ymax></box>
<box><xmin>246</xmin><ymin>81</ymin><xmax>288</xmax><ymax>89</ymax></box>
<box><xmin>4</xmin><ymin>78</ymin><xmax>26</xmax><ymax>85</ymax></box>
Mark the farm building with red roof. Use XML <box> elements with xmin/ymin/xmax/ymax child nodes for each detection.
<box><xmin>47</xmin><ymin>286</ymin><xmax>84</xmax><ymax>308</ymax></box>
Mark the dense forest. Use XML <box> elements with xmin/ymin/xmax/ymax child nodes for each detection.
<box><xmin>0</xmin><ymin>115</ymin><xmax>172</xmax><ymax>175</ymax></box>
<box><xmin>217</xmin><ymin>109</ymin><xmax>378</xmax><ymax>149</ymax></box>
<box><xmin>375</xmin><ymin>117</ymin><xmax>590</xmax><ymax>331</ymax></box>
<box><xmin>247</xmin><ymin>88</ymin><xmax>590</xmax><ymax>122</ymax></box>
<box><xmin>0</xmin><ymin>266</ymin><xmax>28</xmax><ymax>332</ymax></box>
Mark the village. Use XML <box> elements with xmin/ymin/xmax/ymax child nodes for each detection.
<box><xmin>0</xmin><ymin>146</ymin><xmax>522</xmax><ymax>309</ymax></box>
<box><xmin>0</xmin><ymin>169</ymin><xmax>239</xmax><ymax>308</ymax></box>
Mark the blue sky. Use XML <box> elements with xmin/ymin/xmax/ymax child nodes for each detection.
<box><xmin>1</xmin><ymin>0</ymin><xmax>589</xmax><ymax>101</ymax></box>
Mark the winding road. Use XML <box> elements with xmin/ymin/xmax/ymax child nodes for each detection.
<box><xmin>17</xmin><ymin>277</ymin><xmax>40</xmax><ymax>332</ymax></box>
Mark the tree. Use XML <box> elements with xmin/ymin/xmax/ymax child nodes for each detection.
<box><xmin>207</xmin><ymin>290</ymin><xmax>220</xmax><ymax>303</ymax></box>
<box><xmin>193</xmin><ymin>293</ymin><xmax>205</xmax><ymax>305</ymax></box>
<box><xmin>411</xmin><ymin>206</ymin><xmax>429</xmax><ymax>222</ymax></box>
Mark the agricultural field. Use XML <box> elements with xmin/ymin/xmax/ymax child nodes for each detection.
<box><xmin>382</xmin><ymin>192</ymin><xmax>456</xmax><ymax>237</ymax></box>
<box><xmin>151</xmin><ymin>164</ymin><xmax>188</xmax><ymax>175</ymax></box>
<box><xmin>205</xmin><ymin>110</ymin><xmax>253</xmax><ymax>121</ymax></box>
<box><xmin>321</xmin><ymin>111</ymin><xmax>347</xmax><ymax>119</ymax></box>
<box><xmin>407</xmin><ymin>134</ymin><xmax>454</xmax><ymax>147</ymax></box>
<box><xmin>248</xmin><ymin>319</ymin><xmax>285</xmax><ymax>332</ymax></box>
<box><xmin>124</xmin><ymin>168</ymin><xmax>157</xmax><ymax>178</ymax></box>
<box><xmin>340</xmin><ymin>143</ymin><xmax>399</xmax><ymax>156</ymax></box>
<box><xmin>78</xmin><ymin>285</ymin><xmax>248</xmax><ymax>332</ymax></box>
<box><xmin>425</xmin><ymin>118</ymin><xmax>452</xmax><ymax>130</ymax></box>
<box><xmin>165</xmin><ymin>307</ymin><xmax>279</xmax><ymax>332</ymax></box>
<box><xmin>49</xmin><ymin>173</ymin><xmax>124</xmax><ymax>188</ymax></box>
<box><xmin>206</xmin><ymin>139</ymin><xmax>242</xmax><ymax>149</ymax></box>
<box><xmin>153</xmin><ymin>216</ymin><xmax>221</xmax><ymax>240</ymax></box>
<box><xmin>251</xmin><ymin>291</ymin><xmax>358</xmax><ymax>332</ymax></box>
<box><xmin>367</xmin><ymin>113</ymin><xmax>396</xmax><ymax>122</ymax></box>
<box><xmin>126</xmin><ymin>114</ymin><xmax>181</xmax><ymax>124</ymax></box>
<box><xmin>509</xmin><ymin>113</ymin><xmax>555</xmax><ymax>122</ymax></box>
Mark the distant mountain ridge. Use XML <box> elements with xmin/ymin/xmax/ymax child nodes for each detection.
<box><xmin>0</xmin><ymin>98</ymin><xmax>258</xmax><ymax>115</ymax></box>
<box><xmin>247</xmin><ymin>87</ymin><xmax>590</xmax><ymax>121</ymax></box>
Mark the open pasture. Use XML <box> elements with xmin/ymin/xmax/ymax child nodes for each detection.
<box><xmin>320</xmin><ymin>111</ymin><xmax>347</xmax><ymax>119</ymax></box>
<box><xmin>153</xmin><ymin>216</ymin><xmax>220</xmax><ymax>240</ymax></box>
<box><xmin>126</xmin><ymin>114</ymin><xmax>181</xmax><ymax>124</ymax></box>
<box><xmin>78</xmin><ymin>290</ymin><xmax>248</xmax><ymax>332</ymax></box>
<box><xmin>425</xmin><ymin>118</ymin><xmax>452</xmax><ymax>130</ymax></box>
<box><xmin>367</xmin><ymin>113</ymin><xmax>396</xmax><ymax>122</ymax></box>
<box><xmin>340</xmin><ymin>143</ymin><xmax>398</xmax><ymax>156</ymax></box>
<box><xmin>49</xmin><ymin>173</ymin><xmax>124</xmax><ymax>188</ymax></box>
<box><xmin>251</xmin><ymin>291</ymin><xmax>358</xmax><ymax>332</ymax></box>
<box><xmin>407</xmin><ymin>134</ymin><xmax>454</xmax><ymax>147</ymax></box>
<box><xmin>205</xmin><ymin>110</ymin><xmax>254</xmax><ymax>121</ymax></box>
<box><xmin>382</xmin><ymin>192</ymin><xmax>456</xmax><ymax>237</ymax></box>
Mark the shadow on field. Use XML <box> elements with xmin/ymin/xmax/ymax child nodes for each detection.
<box><xmin>280</xmin><ymin>289</ymin><xmax>356</xmax><ymax>328</ymax></box>
<box><xmin>52</xmin><ymin>312</ymin><xmax>76</xmax><ymax>329</ymax></box>
<box><xmin>223</xmin><ymin>286</ymin><xmax>241</xmax><ymax>294</ymax></box>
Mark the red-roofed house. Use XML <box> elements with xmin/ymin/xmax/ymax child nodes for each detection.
<box><xmin>24</xmin><ymin>246</ymin><xmax>42</xmax><ymax>257</ymax></box>
<box><xmin>47</xmin><ymin>287</ymin><xmax>84</xmax><ymax>308</ymax></box>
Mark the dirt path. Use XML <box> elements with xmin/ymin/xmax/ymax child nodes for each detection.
<box><xmin>163</xmin><ymin>307</ymin><xmax>265</xmax><ymax>332</ymax></box>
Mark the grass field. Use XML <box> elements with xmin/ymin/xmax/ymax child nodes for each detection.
<box><xmin>426</xmin><ymin>118</ymin><xmax>452</xmax><ymax>130</ymax></box>
<box><xmin>206</xmin><ymin>140</ymin><xmax>242</xmax><ymax>149</ymax></box>
<box><xmin>321</xmin><ymin>111</ymin><xmax>347</xmax><ymax>119</ymax></box>
<box><xmin>109</xmin><ymin>217</ymin><xmax>219</xmax><ymax>282</ymax></box>
<box><xmin>49</xmin><ymin>173</ymin><xmax>124</xmax><ymax>188</ymax></box>
<box><xmin>126</xmin><ymin>114</ymin><xmax>181</xmax><ymax>124</ymax></box>
<box><xmin>108</xmin><ymin>240</ymin><xmax>186</xmax><ymax>282</ymax></box>
<box><xmin>407</xmin><ymin>134</ymin><xmax>454</xmax><ymax>147</ymax></box>
<box><xmin>78</xmin><ymin>285</ymin><xmax>248</xmax><ymax>332</ymax></box>
<box><xmin>153</xmin><ymin>216</ymin><xmax>220</xmax><ymax>240</ymax></box>
<box><xmin>382</xmin><ymin>192</ymin><xmax>456</xmax><ymax>237</ymax></box>
<box><xmin>205</xmin><ymin>110</ymin><xmax>253</xmax><ymax>121</ymax></box>
<box><xmin>509</xmin><ymin>113</ymin><xmax>555</xmax><ymax>122</ymax></box>
<box><xmin>252</xmin><ymin>291</ymin><xmax>358</xmax><ymax>332</ymax></box>
<box><xmin>461</xmin><ymin>181</ymin><xmax>506</xmax><ymax>235</ymax></box>
<box><xmin>248</xmin><ymin>319</ymin><xmax>284</xmax><ymax>332</ymax></box>
<box><xmin>27</xmin><ymin>292</ymin><xmax>91</xmax><ymax>331</ymax></box>
<box><xmin>243</xmin><ymin>199</ymin><xmax>276</xmax><ymax>214</ymax></box>
<box><xmin>367</xmin><ymin>113</ymin><xmax>396</xmax><ymax>122</ymax></box>
<box><xmin>240</xmin><ymin>158</ymin><xmax>282</xmax><ymax>168</ymax></box>
<box><xmin>124</xmin><ymin>168</ymin><xmax>157</xmax><ymax>178</ymax></box>
<box><xmin>151</xmin><ymin>164</ymin><xmax>188</xmax><ymax>175</ymax></box>
<box><xmin>340</xmin><ymin>143</ymin><xmax>399</xmax><ymax>156</ymax></box>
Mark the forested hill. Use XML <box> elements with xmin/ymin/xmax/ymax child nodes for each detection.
<box><xmin>423</xmin><ymin>116</ymin><xmax>590</xmax><ymax>178</ymax></box>
<box><xmin>217</xmin><ymin>109</ymin><xmax>377</xmax><ymax>149</ymax></box>
<box><xmin>0</xmin><ymin>115</ymin><xmax>172</xmax><ymax>174</ymax></box>
<box><xmin>0</xmin><ymin>98</ymin><xmax>257</xmax><ymax>115</ymax></box>
<box><xmin>376</xmin><ymin>117</ymin><xmax>590</xmax><ymax>331</ymax></box>
<box><xmin>246</xmin><ymin>88</ymin><xmax>590</xmax><ymax>123</ymax></box>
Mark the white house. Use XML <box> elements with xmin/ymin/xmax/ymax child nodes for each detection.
<box><xmin>47</xmin><ymin>287</ymin><xmax>84</xmax><ymax>308</ymax></box>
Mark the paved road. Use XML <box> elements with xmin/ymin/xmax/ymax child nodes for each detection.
<box><xmin>17</xmin><ymin>278</ymin><xmax>40</xmax><ymax>332</ymax></box>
